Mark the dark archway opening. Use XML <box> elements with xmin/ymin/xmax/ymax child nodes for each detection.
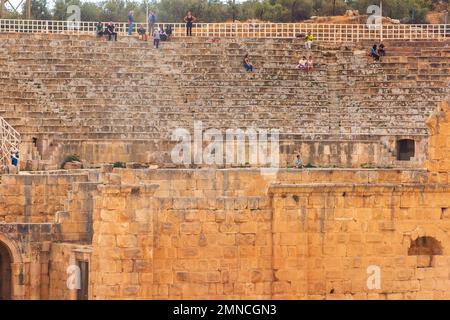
<box><xmin>408</xmin><ymin>236</ymin><xmax>443</xmax><ymax>268</ymax></box>
<box><xmin>0</xmin><ymin>241</ymin><xmax>12</xmax><ymax>300</ymax></box>
<box><xmin>397</xmin><ymin>139</ymin><xmax>415</xmax><ymax>161</ymax></box>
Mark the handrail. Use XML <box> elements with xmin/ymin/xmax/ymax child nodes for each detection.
<box><xmin>0</xmin><ymin>19</ymin><xmax>449</xmax><ymax>41</ymax></box>
<box><xmin>0</xmin><ymin>116</ymin><xmax>21</xmax><ymax>166</ymax></box>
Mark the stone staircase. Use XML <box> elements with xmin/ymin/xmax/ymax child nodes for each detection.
<box><xmin>0</xmin><ymin>115</ymin><xmax>21</xmax><ymax>167</ymax></box>
<box><xmin>0</xmin><ymin>34</ymin><xmax>449</xmax><ymax>168</ymax></box>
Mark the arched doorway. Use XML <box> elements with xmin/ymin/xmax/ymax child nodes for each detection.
<box><xmin>0</xmin><ymin>241</ymin><xmax>12</xmax><ymax>300</ymax></box>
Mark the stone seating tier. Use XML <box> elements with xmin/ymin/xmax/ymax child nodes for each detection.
<box><xmin>0</xmin><ymin>33</ymin><xmax>449</xmax><ymax>167</ymax></box>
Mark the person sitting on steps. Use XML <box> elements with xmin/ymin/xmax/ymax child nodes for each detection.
<box><xmin>96</xmin><ymin>22</ymin><xmax>104</xmax><ymax>37</ymax></box>
<box><xmin>137</xmin><ymin>24</ymin><xmax>148</xmax><ymax>41</ymax></box>
<box><xmin>165</xmin><ymin>25</ymin><xmax>173</xmax><ymax>40</ymax></box>
<box><xmin>296</xmin><ymin>56</ymin><xmax>307</xmax><ymax>70</ymax></box>
<box><xmin>243</xmin><ymin>54</ymin><xmax>253</xmax><ymax>72</ymax></box>
<box><xmin>305</xmin><ymin>31</ymin><xmax>314</xmax><ymax>50</ymax></box>
<box><xmin>378</xmin><ymin>43</ymin><xmax>386</xmax><ymax>57</ymax></box>
<box><xmin>295</xmin><ymin>155</ymin><xmax>303</xmax><ymax>168</ymax></box>
<box><xmin>159</xmin><ymin>27</ymin><xmax>168</xmax><ymax>41</ymax></box>
<box><xmin>106</xmin><ymin>22</ymin><xmax>118</xmax><ymax>41</ymax></box>
<box><xmin>370</xmin><ymin>44</ymin><xmax>380</xmax><ymax>63</ymax></box>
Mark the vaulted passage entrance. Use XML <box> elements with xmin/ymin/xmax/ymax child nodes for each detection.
<box><xmin>0</xmin><ymin>241</ymin><xmax>12</xmax><ymax>300</ymax></box>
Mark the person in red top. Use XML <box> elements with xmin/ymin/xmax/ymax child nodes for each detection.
<box><xmin>184</xmin><ymin>11</ymin><xmax>196</xmax><ymax>36</ymax></box>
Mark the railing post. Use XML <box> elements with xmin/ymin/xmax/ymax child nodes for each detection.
<box><xmin>357</xmin><ymin>24</ymin><xmax>359</xmax><ymax>42</ymax></box>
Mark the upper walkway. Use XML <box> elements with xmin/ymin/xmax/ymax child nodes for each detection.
<box><xmin>0</xmin><ymin>18</ymin><xmax>449</xmax><ymax>42</ymax></box>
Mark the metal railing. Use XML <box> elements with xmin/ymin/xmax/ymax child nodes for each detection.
<box><xmin>0</xmin><ymin>116</ymin><xmax>21</xmax><ymax>166</ymax></box>
<box><xmin>0</xmin><ymin>19</ymin><xmax>449</xmax><ymax>42</ymax></box>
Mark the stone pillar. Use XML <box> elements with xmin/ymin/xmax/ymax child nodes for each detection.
<box><xmin>39</xmin><ymin>241</ymin><xmax>51</xmax><ymax>299</ymax></box>
<box><xmin>29</xmin><ymin>244</ymin><xmax>42</xmax><ymax>299</ymax></box>
<box><xmin>90</xmin><ymin>179</ymin><xmax>158</xmax><ymax>299</ymax></box>
<box><xmin>269</xmin><ymin>187</ymin><xmax>309</xmax><ymax>299</ymax></box>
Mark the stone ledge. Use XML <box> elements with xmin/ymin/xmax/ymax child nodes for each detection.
<box><xmin>97</xmin><ymin>183</ymin><xmax>159</xmax><ymax>195</ymax></box>
<box><xmin>269</xmin><ymin>183</ymin><xmax>450</xmax><ymax>194</ymax></box>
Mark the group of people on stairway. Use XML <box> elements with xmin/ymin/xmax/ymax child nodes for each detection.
<box><xmin>369</xmin><ymin>43</ymin><xmax>386</xmax><ymax>62</ymax></box>
<box><xmin>95</xmin><ymin>13</ymin><xmax>385</xmax><ymax>74</ymax></box>
<box><xmin>95</xmin><ymin>10</ymin><xmax>195</xmax><ymax>49</ymax></box>
<box><xmin>244</xmin><ymin>31</ymin><xmax>316</xmax><ymax>73</ymax></box>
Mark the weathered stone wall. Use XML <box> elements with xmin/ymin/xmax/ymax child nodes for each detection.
<box><xmin>426</xmin><ymin>100</ymin><xmax>450</xmax><ymax>173</ymax></box>
<box><xmin>0</xmin><ymin>225</ymin><xmax>52</xmax><ymax>299</ymax></box>
<box><xmin>56</xmin><ymin>181</ymin><xmax>100</xmax><ymax>243</ymax></box>
<box><xmin>49</xmin><ymin>137</ymin><xmax>416</xmax><ymax>169</ymax></box>
<box><xmin>0</xmin><ymin>173</ymin><xmax>89</xmax><ymax>223</ymax></box>
<box><xmin>48</xmin><ymin>243</ymin><xmax>92</xmax><ymax>300</ymax></box>
<box><xmin>87</xmin><ymin>165</ymin><xmax>450</xmax><ymax>299</ymax></box>
<box><xmin>86</xmin><ymin>99</ymin><xmax>450</xmax><ymax>299</ymax></box>
<box><xmin>3</xmin><ymin>97</ymin><xmax>450</xmax><ymax>300</ymax></box>
<box><xmin>269</xmin><ymin>184</ymin><xmax>450</xmax><ymax>299</ymax></box>
<box><xmin>90</xmin><ymin>183</ymin><xmax>157</xmax><ymax>299</ymax></box>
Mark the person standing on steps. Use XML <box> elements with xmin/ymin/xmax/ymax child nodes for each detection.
<box><xmin>148</xmin><ymin>11</ymin><xmax>156</xmax><ymax>36</ymax></box>
<box><xmin>153</xmin><ymin>28</ymin><xmax>161</xmax><ymax>49</ymax></box>
<box><xmin>184</xmin><ymin>11</ymin><xmax>196</xmax><ymax>36</ymax></box>
<box><xmin>11</xmin><ymin>149</ymin><xmax>19</xmax><ymax>167</ymax></box>
<box><xmin>306</xmin><ymin>56</ymin><xmax>314</xmax><ymax>73</ymax></box>
<box><xmin>128</xmin><ymin>10</ymin><xmax>134</xmax><ymax>36</ymax></box>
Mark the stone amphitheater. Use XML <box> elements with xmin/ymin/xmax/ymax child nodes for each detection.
<box><xmin>0</xmin><ymin>27</ymin><xmax>450</xmax><ymax>300</ymax></box>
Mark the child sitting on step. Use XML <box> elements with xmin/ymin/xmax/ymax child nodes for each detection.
<box><xmin>243</xmin><ymin>54</ymin><xmax>253</xmax><ymax>72</ymax></box>
<box><xmin>296</xmin><ymin>56</ymin><xmax>307</xmax><ymax>70</ymax></box>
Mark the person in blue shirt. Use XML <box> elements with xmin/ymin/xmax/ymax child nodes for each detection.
<box><xmin>243</xmin><ymin>54</ymin><xmax>253</xmax><ymax>72</ymax></box>
<box><xmin>370</xmin><ymin>44</ymin><xmax>380</xmax><ymax>63</ymax></box>
<box><xmin>148</xmin><ymin>11</ymin><xmax>156</xmax><ymax>36</ymax></box>
<box><xmin>128</xmin><ymin>11</ymin><xmax>134</xmax><ymax>35</ymax></box>
<box><xmin>11</xmin><ymin>150</ymin><xmax>19</xmax><ymax>167</ymax></box>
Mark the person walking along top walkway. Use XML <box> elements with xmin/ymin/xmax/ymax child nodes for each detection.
<box><xmin>148</xmin><ymin>11</ymin><xmax>156</xmax><ymax>36</ymax></box>
<box><xmin>128</xmin><ymin>11</ymin><xmax>134</xmax><ymax>35</ymax></box>
<box><xmin>184</xmin><ymin>11</ymin><xmax>196</xmax><ymax>36</ymax></box>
